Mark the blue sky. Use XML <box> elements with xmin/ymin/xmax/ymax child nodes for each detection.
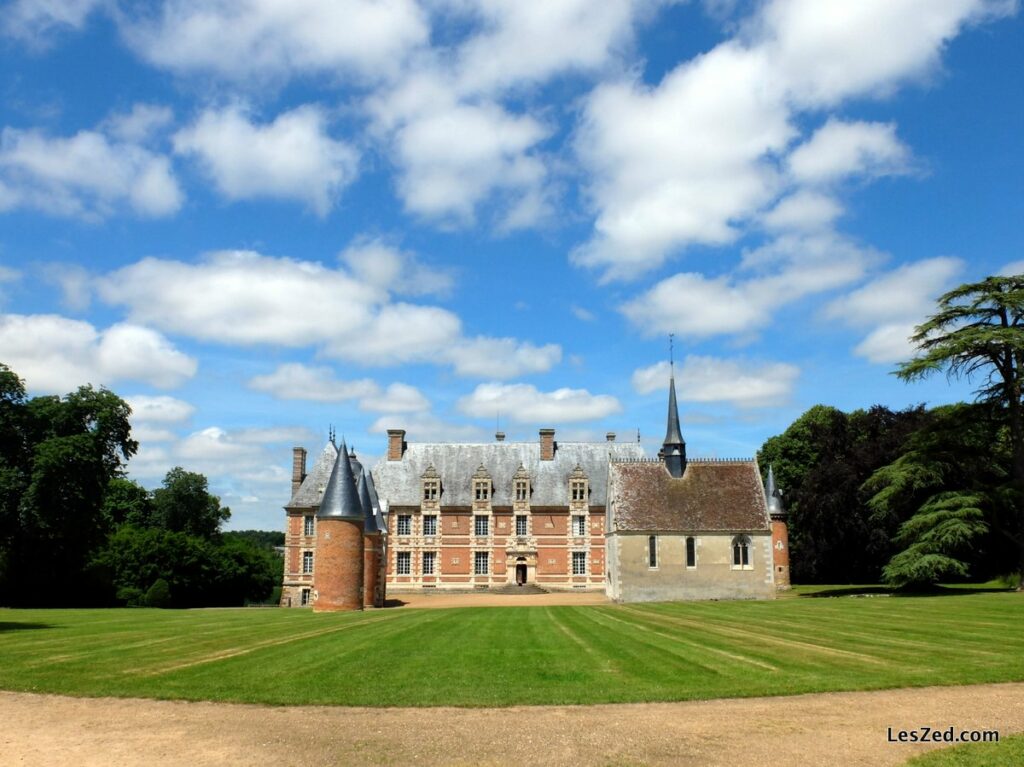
<box><xmin>1</xmin><ymin>0</ymin><xmax>1022</xmax><ymax>531</ymax></box>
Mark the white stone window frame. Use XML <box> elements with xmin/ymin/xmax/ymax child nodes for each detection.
<box><xmin>731</xmin><ymin>535</ymin><xmax>753</xmax><ymax>570</ymax></box>
<box><xmin>397</xmin><ymin>514</ymin><xmax>412</xmax><ymax>536</ymax></box>
<box><xmin>514</xmin><ymin>479</ymin><xmax>529</xmax><ymax>502</ymax></box>
<box><xmin>300</xmin><ymin>588</ymin><xmax>311</xmax><ymax>606</ymax></box>
<box><xmin>302</xmin><ymin>550</ymin><xmax>314</xmax><ymax>574</ymax></box>
<box><xmin>303</xmin><ymin>515</ymin><xmax>314</xmax><ymax>537</ymax></box>
<box><xmin>571</xmin><ymin>514</ymin><xmax>587</xmax><ymax>537</ymax></box>
<box><xmin>422</xmin><ymin>513</ymin><xmax>438</xmax><ymax>537</ymax></box>
<box><xmin>396</xmin><ymin>550</ymin><xmax>412</xmax><ymax>575</ymax></box>
<box><xmin>515</xmin><ymin>514</ymin><xmax>528</xmax><ymax>536</ymax></box>
<box><xmin>474</xmin><ymin>514</ymin><xmax>490</xmax><ymax>537</ymax></box>
<box><xmin>422</xmin><ymin>550</ymin><xmax>437</xmax><ymax>575</ymax></box>
<box><xmin>423</xmin><ymin>478</ymin><xmax>440</xmax><ymax>501</ymax></box>
<box><xmin>474</xmin><ymin>479</ymin><xmax>491</xmax><ymax>501</ymax></box>
<box><xmin>473</xmin><ymin>550</ymin><xmax>489</xmax><ymax>575</ymax></box>
<box><xmin>572</xmin><ymin>550</ymin><xmax>587</xmax><ymax>575</ymax></box>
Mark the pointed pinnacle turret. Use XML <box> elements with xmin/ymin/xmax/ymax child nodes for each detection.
<box><xmin>357</xmin><ymin>468</ymin><xmax>380</xmax><ymax>534</ymax></box>
<box><xmin>766</xmin><ymin>464</ymin><xmax>785</xmax><ymax>518</ymax></box>
<box><xmin>661</xmin><ymin>363</ymin><xmax>687</xmax><ymax>478</ymax></box>
<box><xmin>318</xmin><ymin>439</ymin><xmax>362</xmax><ymax>520</ymax></box>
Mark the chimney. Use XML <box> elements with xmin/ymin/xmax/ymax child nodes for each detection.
<box><xmin>606</xmin><ymin>432</ymin><xmax>616</xmax><ymax>442</ymax></box>
<box><xmin>495</xmin><ymin>431</ymin><xmax>506</xmax><ymax>442</ymax></box>
<box><xmin>291</xmin><ymin>447</ymin><xmax>307</xmax><ymax>494</ymax></box>
<box><xmin>387</xmin><ymin>429</ymin><xmax>407</xmax><ymax>461</ymax></box>
<box><xmin>539</xmin><ymin>428</ymin><xmax>556</xmax><ymax>461</ymax></box>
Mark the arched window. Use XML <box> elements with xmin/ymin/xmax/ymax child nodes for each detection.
<box><xmin>648</xmin><ymin>535</ymin><xmax>658</xmax><ymax>568</ymax></box>
<box><xmin>685</xmin><ymin>536</ymin><xmax>696</xmax><ymax>568</ymax></box>
<box><xmin>732</xmin><ymin>535</ymin><xmax>751</xmax><ymax>569</ymax></box>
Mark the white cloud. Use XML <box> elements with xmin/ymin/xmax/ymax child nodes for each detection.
<box><xmin>825</xmin><ymin>256</ymin><xmax>963</xmax><ymax>326</ymax></box>
<box><xmin>762</xmin><ymin>190</ymin><xmax>843</xmax><ymax>232</ymax></box>
<box><xmin>173</xmin><ymin>104</ymin><xmax>358</xmax><ymax>215</ymax></box>
<box><xmin>368</xmin><ymin>412</ymin><xmax>487</xmax><ymax>442</ymax></box>
<box><xmin>40</xmin><ymin>262</ymin><xmax>92</xmax><ymax>311</ymax></box>
<box><xmin>632</xmin><ymin>357</ymin><xmax>799</xmax><ymax>408</ymax></box>
<box><xmin>622</xmin><ymin>233</ymin><xmax>876</xmax><ymax>339</ymax></box>
<box><xmin>0</xmin><ymin>314</ymin><xmax>197</xmax><ymax>393</ymax></box>
<box><xmin>0</xmin><ymin>126</ymin><xmax>183</xmax><ymax>220</ymax></box>
<box><xmin>457</xmin><ymin>382</ymin><xmax>621</xmax><ymax>424</ymax></box>
<box><xmin>249</xmin><ymin>363</ymin><xmax>379</xmax><ymax>402</ymax></box>
<box><xmin>444</xmin><ymin>337</ymin><xmax>562</xmax><ymax>379</ymax></box>
<box><xmin>825</xmin><ymin>256</ymin><xmax>963</xmax><ymax>364</ymax></box>
<box><xmin>572</xmin><ymin>0</ymin><xmax>1006</xmax><ymax>280</ymax></box>
<box><xmin>125</xmin><ymin>395</ymin><xmax>196</xmax><ymax>423</ymax></box>
<box><xmin>102</xmin><ymin>104</ymin><xmax>175</xmax><ymax>143</ymax></box>
<box><xmin>3</xmin><ymin>0</ymin><xmax>102</xmax><ymax>42</ymax></box>
<box><xmin>999</xmin><ymin>260</ymin><xmax>1024</xmax><ymax>276</ymax></box>
<box><xmin>571</xmin><ymin>305</ymin><xmax>596</xmax><ymax>322</ymax></box>
<box><xmin>358</xmin><ymin>382</ymin><xmax>430</xmax><ymax>413</ymax></box>
<box><xmin>788</xmin><ymin>119</ymin><xmax>910</xmax><ymax>185</ymax></box>
<box><xmin>340</xmin><ymin>237</ymin><xmax>453</xmax><ymax>297</ymax></box>
<box><xmin>120</xmin><ymin>0</ymin><xmax>430</xmax><ymax>83</ymax></box>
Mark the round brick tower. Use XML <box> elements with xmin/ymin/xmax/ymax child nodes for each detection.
<box><xmin>357</xmin><ymin>466</ymin><xmax>384</xmax><ymax>608</ymax></box>
<box><xmin>313</xmin><ymin>441</ymin><xmax>365</xmax><ymax>612</ymax></box>
<box><xmin>765</xmin><ymin>465</ymin><xmax>791</xmax><ymax>591</ymax></box>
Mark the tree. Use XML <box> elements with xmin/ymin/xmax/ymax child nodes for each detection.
<box><xmin>897</xmin><ymin>274</ymin><xmax>1024</xmax><ymax>586</ymax></box>
<box><xmin>151</xmin><ymin>467</ymin><xmax>230</xmax><ymax>539</ymax></box>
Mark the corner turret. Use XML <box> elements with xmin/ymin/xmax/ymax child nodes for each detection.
<box><xmin>660</xmin><ymin>364</ymin><xmax>687</xmax><ymax>478</ymax></box>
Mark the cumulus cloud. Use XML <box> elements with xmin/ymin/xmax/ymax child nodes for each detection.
<box><xmin>119</xmin><ymin>0</ymin><xmax>430</xmax><ymax>83</ymax></box>
<box><xmin>102</xmin><ymin>103</ymin><xmax>175</xmax><ymax>143</ymax></box>
<box><xmin>125</xmin><ymin>394</ymin><xmax>196</xmax><ymax>423</ymax></box>
<box><xmin>999</xmin><ymin>260</ymin><xmax>1024</xmax><ymax>276</ymax></box>
<box><xmin>572</xmin><ymin>0</ymin><xmax>1006</xmax><ymax>279</ymax></box>
<box><xmin>457</xmin><ymin>382</ymin><xmax>621</xmax><ymax>424</ymax></box>
<box><xmin>249</xmin><ymin>363</ymin><xmax>429</xmax><ymax>412</ymax></box>
<box><xmin>98</xmin><ymin>249</ymin><xmax>559</xmax><ymax>376</ymax></box>
<box><xmin>825</xmin><ymin>256</ymin><xmax>963</xmax><ymax>363</ymax></box>
<box><xmin>0</xmin><ymin>314</ymin><xmax>197</xmax><ymax>393</ymax></box>
<box><xmin>622</xmin><ymin>233</ymin><xmax>877</xmax><ymax>339</ymax></box>
<box><xmin>173</xmin><ymin>104</ymin><xmax>358</xmax><ymax>215</ymax></box>
<box><xmin>3</xmin><ymin>0</ymin><xmax>102</xmax><ymax>42</ymax></box>
<box><xmin>761</xmin><ymin>190</ymin><xmax>843</xmax><ymax>232</ymax></box>
<box><xmin>369</xmin><ymin>412</ymin><xmax>487</xmax><ymax>442</ymax></box>
<box><xmin>340</xmin><ymin>237</ymin><xmax>453</xmax><ymax>297</ymax></box>
<box><xmin>788</xmin><ymin>119</ymin><xmax>910</xmax><ymax>185</ymax></box>
<box><xmin>632</xmin><ymin>357</ymin><xmax>799</xmax><ymax>408</ymax></box>
<box><xmin>0</xmin><ymin>125</ymin><xmax>182</xmax><ymax>220</ymax></box>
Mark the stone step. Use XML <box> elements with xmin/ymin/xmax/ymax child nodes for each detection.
<box><xmin>488</xmin><ymin>583</ymin><xmax>549</xmax><ymax>595</ymax></box>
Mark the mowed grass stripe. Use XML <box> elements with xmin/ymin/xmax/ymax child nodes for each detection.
<box><xmin>1</xmin><ymin>593</ymin><xmax>1022</xmax><ymax>706</ymax></box>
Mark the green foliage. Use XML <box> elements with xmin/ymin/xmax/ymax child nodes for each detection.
<box><xmin>905</xmin><ymin>733</ymin><xmax>1024</xmax><ymax>767</ymax></box>
<box><xmin>144</xmin><ymin>578</ymin><xmax>172</xmax><ymax>608</ymax></box>
<box><xmin>758</xmin><ymin>404</ymin><xmax>927</xmax><ymax>583</ymax></box>
<box><xmin>0</xmin><ymin>594</ymin><xmax>1022</xmax><ymax>706</ymax></box>
<box><xmin>151</xmin><ymin>467</ymin><xmax>230</xmax><ymax>539</ymax></box>
<box><xmin>102</xmin><ymin>478</ymin><xmax>154</xmax><ymax>528</ymax></box>
<box><xmin>223</xmin><ymin>529</ymin><xmax>285</xmax><ymax>549</ymax></box>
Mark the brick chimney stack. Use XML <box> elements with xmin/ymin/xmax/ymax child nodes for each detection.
<box><xmin>539</xmin><ymin>428</ymin><xmax>556</xmax><ymax>461</ymax></box>
<box><xmin>387</xmin><ymin>429</ymin><xmax>407</xmax><ymax>461</ymax></box>
<box><xmin>291</xmin><ymin>447</ymin><xmax>307</xmax><ymax>494</ymax></box>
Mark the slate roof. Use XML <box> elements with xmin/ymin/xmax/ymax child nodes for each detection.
<box><xmin>288</xmin><ymin>441</ymin><xmax>338</xmax><ymax>508</ymax></box>
<box><xmin>372</xmin><ymin>440</ymin><xmax>646</xmax><ymax>508</ymax></box>
<box><xmin>318</xmin><ymin>440</ymin><xmax>363</xmax><ymax>520</ymax></box>
<box><xmin>608</xmin><ymin>459</ymin><xmax>770</xmax><ymax>533</ymax></box>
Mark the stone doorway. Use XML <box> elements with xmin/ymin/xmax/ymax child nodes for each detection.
<box><xmin>515</xmin><ymin>559</ymin><xmax>528</xmax><ymax>585</ymax></box>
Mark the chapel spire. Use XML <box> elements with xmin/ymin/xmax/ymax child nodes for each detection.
<box><xmin>661</xmin><ymin>339</ymin><xmax>687</xmax><ymax>478</ymax></box>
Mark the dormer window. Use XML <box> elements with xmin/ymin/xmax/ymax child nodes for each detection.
<box><xmin>515</xmin><ymin>479</ymin><xmax>528</xmax><ymax>501</ymax></box>
<box><xmin>569</xmin><ymin>465</ymin><xmax>588</xmax><ymax>502</ymax></box>
<box><xmin>421</xmin><ymin>465</ymin><xmax>440</xmax><ymax>502</ymax></box>
<box><xmin>472</xmin><ymin>464</ymin><xmax>491</xmax><ymax>502</ymax></box>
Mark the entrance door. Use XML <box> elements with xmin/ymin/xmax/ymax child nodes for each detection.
<box><xmin>516</xmin><ymin>563</ymin><xmax>527</xmax><ymax>585</ymax></box>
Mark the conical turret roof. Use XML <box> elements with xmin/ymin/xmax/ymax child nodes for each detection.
<box><xmin>317</xmin><ymin>439</ymin><xmax>362</xmax><ymax>520</ymax></box>
<box><xmin>357</xmin><ymin>468</ymin><xmax>380</xmax><ymax>534</ymax></box>
<box><xmin>765</xmin><ymin>464</ymin><xmax>785</xmax><ymax>516</ymax></box>
<box><xmin>663</xmin><ymin>367</ymin><xmax>685</xmax><ymax>449</ymax></box>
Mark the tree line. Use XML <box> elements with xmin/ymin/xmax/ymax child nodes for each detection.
<box><xmin>760</xmin><ymin>275</ymin><xmax>1023</xmax><ymax>588</ymax></box>
<box><xmin>0</xmin><ymin>365</ymin><xmax>280</xmax><ymax>607</ymax></box>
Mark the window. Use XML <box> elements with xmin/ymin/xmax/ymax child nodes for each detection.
<box><xmin>474</xmin><ymin>481</ymin><xmax>490</xmax><ymax>501</ymax></box>
<box><xmin>515</xmin><ymin>515</ymin><xmax>528</xmax><ymax>536</ymax></box>
<box><xmin>648</xmin><ymin>535</ymin><xmax>658</xmax><ymax>568</ymax></box>
<box><xmin>474</xmin><ymin>551</ymin><xmax>489</xmax><ymax>574</ymax></box>
<box><xmin>396</xmin><ymin>551</ymin><xmax>411</xmax><ymax>575</ymax></box>
<box><xmin>572</xmin><ymin>551</ymin><xmax>587</xmax><ymax>575</ymax></box>
<box><xmin>397</xmin><ymin>514</ymin><xmax>411</xmax><ymax>536</ymax></box>
<box><xmin>302</xmin><ymin>550</ymin><xmax>313</xmax><ymax>574</ymax></box>
<box><xmin>686</xmin><ymin>536</ymin><xmax>696</xmax><ymax>568</ymax></box>
<box><xmin>571</xmin><ymin>480</ymin><xmax>587</xmax><ymax>501</ymax></box>
<box><xmin>423</xmin><ymin>515</ymin><xmax>437</xmax><ymax>537</ymax></box>
<box><xmin>422</xmin><ymin>551</ymin><xmax>436</xmax><ymax>575</ymax></box>
<box><xmin>300</xmin><ymin>588</ymin><xmax>311</xmax><ymax>606</ymax></box>
<box><xmin>474</xmin><ymin>515</ymin><xmax>489</xmax><ymax>537</ymax></box>
<box><xmin>572</xmin><ymin>515</ymin><xmax>587</xmax><ymax>537</ymax></box>
<box><xmin>732</xmin><ymin>536</ymin><xmax>751</xmax><ymax>568</ymax></box>
<box><xmin>303</xmin><ymin>515</ymin><xmax>314</xmax><ymax>536</ymax></box>
<box><xmin>515</xmin><ymin>480</ymin><xmax>528</xmax><ymax>501</ymax></box>
<box><xmin>423</xmin><ymin>480</ymin><xmax>439</xmax><ymax>501</ymax></box>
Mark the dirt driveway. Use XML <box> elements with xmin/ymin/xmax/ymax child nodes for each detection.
<box><xmin>3</xmin><ymin>683</ymin><xmax>1022</xmax><ymax>767</ymax></box>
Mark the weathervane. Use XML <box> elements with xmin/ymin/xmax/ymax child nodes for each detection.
<box><xmin>669</xmin><ymin>333</ymin><xmax>675</xmax><ymax>368</ymax></box>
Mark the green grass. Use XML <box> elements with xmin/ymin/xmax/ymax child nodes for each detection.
<box><xmin>0</xmin><ymin>592</ymin><xmax>1022</xmax><ymax>707</ymax></box>
<box><xmin>905</xmin><ymin>734</ymin><xmax>1024</xmax><ymax>766</ymax></box>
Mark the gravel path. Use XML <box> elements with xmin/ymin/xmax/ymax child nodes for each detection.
<box><xmin>2</xmin><ymin>683</ymin><xmax>1022</xmax><ymax>766</ymax></box>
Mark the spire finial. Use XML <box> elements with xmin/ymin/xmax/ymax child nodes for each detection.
<box><xmin>669</xmin><ymin>333</ymin><xmax>674</xmax><ymax>368</ymax></box>
<box><xmin>328</xmin><ymin>425</ymin><xmax>335</xmax><ymax>445</ymax></box>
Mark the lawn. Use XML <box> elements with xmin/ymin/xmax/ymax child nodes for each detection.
<box><xmin>1</xmin><ymin>592</ymin><xmax>1022</xmax><ymax>707</ymax></box>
